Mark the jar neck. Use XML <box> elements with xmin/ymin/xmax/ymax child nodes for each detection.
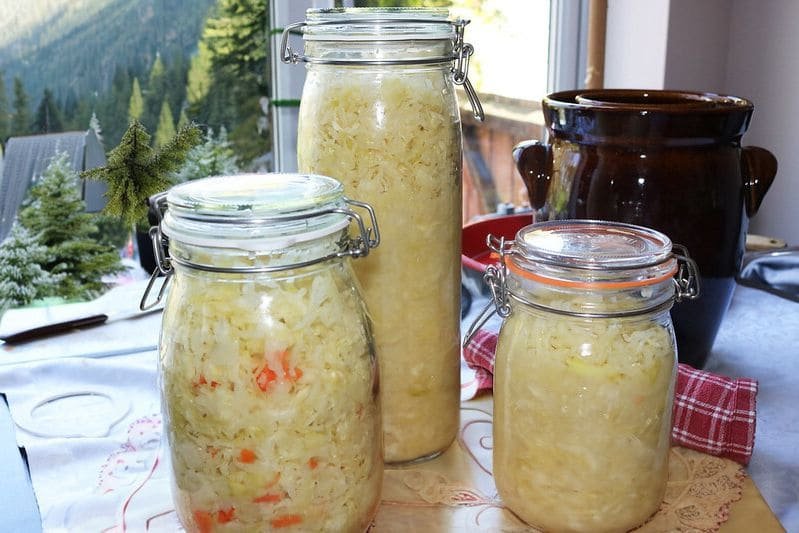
<box><xmin>303</xmin><ymin>38</ymin><xmax>454</xmax><ymax>64</ymax></box>
<box><xmin>167</xmin><ymin>228</ymin><xmax>350</xmax><ymax>275</ymax></box>
<box><xmin>506</xmin><ymin>272</ymin><xmax>676</xmax><ymax>318</ymax></box>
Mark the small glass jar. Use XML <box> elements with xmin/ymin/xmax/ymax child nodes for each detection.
<box><xmin>483</xmin><ymin>220</ymin><xmax>699</xmax><ymax>532</ymax></box>
<box><xmin>146</xmin><ymin>174</ymin><xmax>382</xmax><ymax>533</ymax></box>
<box><xmin>283</xmin><ymin>8</ymin><xmax>483</xmax><ymax>464</ymax></box>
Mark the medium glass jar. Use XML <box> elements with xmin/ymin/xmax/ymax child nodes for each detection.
<box><xmin>148</xmin><ymin>174</ymin><xmax>382</xmax><ymax>532</ymax></box>
<box><xmin>483</xmin><ymin>220</ymin><xmax>699</xmax><ymax>532</ymax></box>
<box><xmin>284</xmin><ymin>8</ymin><xmax>483</xmax><ymax>464</ymax></box>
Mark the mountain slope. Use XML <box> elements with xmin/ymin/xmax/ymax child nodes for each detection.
<box><xmin>0</xmin><ymin>0</ymin><xmax>215</xmax><ymax>102</ymax></box>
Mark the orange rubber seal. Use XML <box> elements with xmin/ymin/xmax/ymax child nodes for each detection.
<box><xmin>506</xmin><ymin>257</ymin><xmax>678</xmax><ymax>290</ymax></box>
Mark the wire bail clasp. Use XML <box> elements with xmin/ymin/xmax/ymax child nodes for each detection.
<box><xmin>452</xmin><ymin>19</ymin><xmax>484</xmax><ymax>121</ymax></box>
<box><xmin>280</xmin><ymin>21</ymin><xmax>307</xmax><ymax>64</ymax></box>
<box><xmin>672</xmin><ymin>244</ymin><xmax>701</xmax><ymax>302</ymax></box>
<box><xmin>462</xmin><ymin>235</ymin><xmax>514</xmax><ymax>347</ymax></box>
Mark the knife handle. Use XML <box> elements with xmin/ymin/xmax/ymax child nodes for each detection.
<box><xmin>0</xmin><ymin>314</ymin><xmax>109</xmax><ymax>344</ymax></box>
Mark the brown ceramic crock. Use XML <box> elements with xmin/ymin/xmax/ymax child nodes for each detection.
<box><xmin>513</xmin><ymin>89</ymin><xmax>777</xmax><ymax>368</ymax></box>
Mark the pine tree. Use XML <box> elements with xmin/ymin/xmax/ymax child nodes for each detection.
<box><xmin>18</xmin><ymin>152</ymin><xmax>123</xmax><ymax>299</ymax></box>
<box><xmin>174</xmin><ymin>127</ymin><xmax>239</xmax><ymax>183</ymax></box>
<box><xmin>89</xmin><ymin>112</ymin><xmax>103</xmax><ymax>144</ymax></box>
<box><xmin>81</xmin><ymin>120</ymin><xmax>202</xmax><ymax>227</ymax></box>
<box><xmin>32</xmin><ymin>88</ymin><xmax>64</xmax><ymax>134</ymax></box>
<box><xmin>0</xmin><ymin>72</ymin><xmax>9</xmax><ymax>143</ymax></box>
<box><xmin>186</xmin><ymin>41</ymin><xmax>213</xmax><ymax>111</ymax></box>
<box><xmin>154</xmin><ymin>100</ymin><xmax>176</xmax><ymax>148</ymax></box>
<box><xmin>128</xmin><ymin>77</ymin><xmax>144</xmax><ymax>123</ymax></box>
<box><xmin>177</xmin><ymin>107</ymin><xmax>190</xmax><ymax>131</ymax></box>
<box><xmin>11</xmin><ymin>76</ymin><xmax>31</xmax><ymax>138</ymax></box>
<box><xmin>0</xmin><ymin>224</ymin><xmax>64</xmax><ymax>310</ymax></box>
<box><xmin>143</xmin><ymin>54</ymin><xmax>167</xmax><ymax>132</ymax></box>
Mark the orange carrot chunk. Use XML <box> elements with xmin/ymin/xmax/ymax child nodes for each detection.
<box><xmin>255</xmin><ymin>366</ymin><xmax>277</xmax><ymax>392</ymax></box>
<box><xmin>239</xmin><ymin>448</ymin><xmax>257</xmax><ymax>463</ymax></box>
<box><xmin>217</xmin><ymin>507</ymin><xmax>236</xmax><ymax>523</ymax></box>
<box><xmin>271</xmin><ymin>514</ymin><xmax>303</xmax><ymax>528</ymax></box>
<box><xmin>252</xmin><ymin>492</ymin><xmax>283</xmax><ymax>504</ymax></box>
<box><xmin>308</xmin><ymin>457</ymin><xmax>318</xmax><ymax>470</ymax></box>
<box><xmin>193</xmin><ymin>510</ymin><xmax>213</xmax><ymax>533</ymax></box>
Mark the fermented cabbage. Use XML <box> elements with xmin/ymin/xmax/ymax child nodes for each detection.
<box><xmin>298</xmin><ymin>65</ymin><xmax>462</xmax><ymax>463</ymax></box>
<box><xmin>159</xmin><ymin>243</ymin><xmax>382</xmax><ymax>532</ymax></box>
<box><xmin>493</xmin><ymin>301</ymin><xmax>676</xmax><ymax>533</ymax></box>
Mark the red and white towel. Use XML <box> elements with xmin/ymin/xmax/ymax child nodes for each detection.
<box><xmin>462</xmin><ymin>328</ymin><xmax>757</xmax><ymax>465</ymax></box>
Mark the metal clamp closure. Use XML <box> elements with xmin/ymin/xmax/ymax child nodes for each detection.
<box><xmin>462</xmin><ymin>237</ymin><xmax>702</xmax><ymax>348</ymax></box>
<box><xmin>138</xmin><ymin>198</ymin><xmax>380</xmax><ymax>311</ymax></box>
<box><xmin>280</xmin><ymin>18</ymin><xmax>484</xmax><ymax>121</ymax></box>
<box><xmin>671</xmin><ymin>243</ymin><xmax>701</xmax><ymax>302</ymax></box>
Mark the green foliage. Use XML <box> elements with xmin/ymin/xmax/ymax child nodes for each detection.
<box><xmin>177</xmin><ymin>107</ymin><xmax>190</xmax><ymax>130</ymax></box>
<box><xmin>11</xmin><ymin>76</ymin><xmax>31</xmax><ymax>137</ymax></box>
<box><xmin>154</xmin><ymin>100</ymin><xmax>176</xmax><ymax>148</ymax></box>
<box><xmin>89</xmin><ymin>111</ymin><xmax>103</xmax><ymax>144</ymax></box>
<box><xmin>128</xmin><ymin>77</ymin><xmax>144</xmax><ymax>122</ymax></box>
<box><xmin>82</xmin><ymin>120</ymin><xmax>202</xmax><ymax>227</ymax></box>
<box><xmin>17</xmin><ymin>152</ymin><xmax>123</xmax><ymax>300</ymax></box>
<box><xmin>186</xmin><ymin>41</ymin><xmax>212</xmax><ymax>108</ymax></box>
<box><xmin>143</xmin><ymin>54</ymin><xmax>167</xmax><ymax>133</ymax></box>
<box><xmin>0</xmin><ymin>0</ymin><xmax>215</xmax><ymax>117</ymax></box>
<box><xmin>173</xmin><ymin>126</ymin><xmax>239</xmax><ymax>183</ymax></box>
<box><xmin>0</xmin><ymin>224</ymin><xmax>64</xmax><ymax>309</ymax></box>
<box><xmin>32</xmin><ymin>88</ymin><xmax>64</xmax><ymax>134</ymax></box>
<box><xmin>0</xmin><ymin>72</ymin><xmax>8</xmax><ymax>143</ymax></box>
<box><xmin>192</xmin><ymin>0</ymin><xmax>270</xmax><ymax>166</ymax></box>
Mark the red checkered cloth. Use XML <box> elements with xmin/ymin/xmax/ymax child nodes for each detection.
<box><xmin>463</xmin><ymin>328</ymin><xmax>758</xmax><ymax>465</ymax></box>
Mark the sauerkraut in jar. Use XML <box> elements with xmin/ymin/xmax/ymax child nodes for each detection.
<box><xmin>151</xmin><ymin>174</ymin><xmax>382</xmax><ymax>532</ymax></box>
<box><xmin>483</xmin><ymin>220</ymin><xmax>699</xmax><ymax>532</ymax></box>
<box><xmin>287</xmin><ymin>8</ymin><xmax>483</xmax><ymax>464</ymax></box>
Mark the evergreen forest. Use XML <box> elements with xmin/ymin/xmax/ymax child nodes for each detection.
<box><xmin>0</xmin><ymin>0</ymin><xmax>269</xmax><ymax>167</ymax></box>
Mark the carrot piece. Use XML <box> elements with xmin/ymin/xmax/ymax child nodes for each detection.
<box><xmin>193</xmin><ymin>510</ymin><xmax>213</xmax><ymax>533</ymax></box>
<box><xmin>293</xmin><ymin>367</ymin><xmax>303</xmax><ymax>381</ymax></box>
<box><xmin>210</xmin><ymin>380</ymin><xmax>220</xmax><ymax>389</ymax></box>
<box><xmin>255</xmin><ymin>365</ymin><xmax>277</xmax><ymax>392</ymax></box>
<box><xmin>239</xmin><ymin>448</ymin><xmax>257</xmax><ymax>463</ymax></box>
<box><xmin>264</xmin><ymin>472</ymin><xmax>281</xmax><ymax>489</ymax></box>
<box><xmin>308</xmin><ymin>457</ymin><xmax>318</xmax><ymax>470</ymax></box>
<box><xmin>217</xmin><ymin>507</ymin><xmax>236</xmax><ymax>523</ymax></box>
<box><xmin>198</xmin><ymin>374</ymin><xmax>208</xmax><ymax>385</ymax></box>
<box><xmin>271</xmin><ymin>514</ymin><xmax>303</xmax><ymax>528</ymax></box>
<box><xmin>252</xmin><ymin>492</ymin><xmax>282</xmax><ymax>504</ymax></box>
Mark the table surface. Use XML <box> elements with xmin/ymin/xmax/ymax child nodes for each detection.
<box><xmin>0</xmin><ymin>283</ymin><xmax>796</xmax><ymax>531</ymax></box>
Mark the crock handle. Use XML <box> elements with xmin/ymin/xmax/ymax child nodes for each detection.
<box><xmin>741</xmin><ymin>146</ymin><xmax>777</xmax><ymax>217</ymax></box>
<box><xmin>512</xmin><ymin>140</ymin><xmax>552</xmax><ymax>210</ymax></box>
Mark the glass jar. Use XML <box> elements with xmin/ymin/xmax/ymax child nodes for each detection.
<box><xmin>283</xmin><ymin>8</ymin><xmax>483</xmax><ymax>464</ymax></box>
<box><xmin>146</xmin><ymin>174</ymin><xmax>382</xmax><ymax>533</ymax></box>
<box><xmin>482</xmin><ymin>220</ymin><xmax>699</xmax><ymax>532</ymax></box>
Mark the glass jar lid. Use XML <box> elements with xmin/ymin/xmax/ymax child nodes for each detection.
<box><xmin>161</xmin><ymin>173</ymin><xmax>350</xmax><ymax>251</ymax></box>
<box><xmin>509</xmin><ymin>220</ymin><xmax>677</xmax><ymax>289</ymax></box>
<box><xmin>303</xmin><ymin>8</ymin><xmax>455</xmax><ymax>41</ymax></box>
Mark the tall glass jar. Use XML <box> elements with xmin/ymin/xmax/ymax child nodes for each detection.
<box><xmin>482</xmin><ymin>220</ymin><xmax>699</xmax><ymax>532</ymax></box>
<box><xmin>147</xmin><ymin>174</ymin><xmax>382</xmax><ymax>532</ymax></box>
<box><xmin>284</xmin><ymin>8</ymin><xmax>483</xmax><ymax>464</ymax></box>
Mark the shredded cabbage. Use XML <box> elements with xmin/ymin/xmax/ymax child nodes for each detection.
<box><xmin>298</xmin><ymin>65</ymin><xmax>462</xmax><ymax>463</ymax></box>
<box><xmin>160</xmin><ymin>242</ymin><xmax>382</xmax><ymax>532</ymax></box>
<box><xmin>493</xmin><ymin>302</ymin><xmax>676</xmax><ymax>533</ymax></box>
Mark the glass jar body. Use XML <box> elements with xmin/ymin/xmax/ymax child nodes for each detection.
<box><xmin>159</xmin><ymin>239</ymin><xmax>382</xmax><ymax>533</ymax></box>
<box><xmin>492</xmin><ymin>280</ymin><xmax>677</xmax><ymax>532</ymax></box>
<box><xmin>297</xmin><ymin>48</ymin><xmax>462</xmax><ymax>462</ymax></box>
